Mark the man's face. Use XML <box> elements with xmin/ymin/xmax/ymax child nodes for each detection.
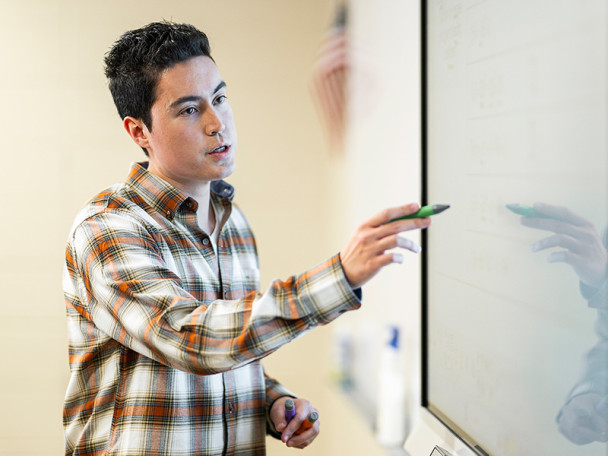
<box><xmin>143</xmin><ymin>56</ymin><xmax>237</xmax><ymax>191</ymax></box>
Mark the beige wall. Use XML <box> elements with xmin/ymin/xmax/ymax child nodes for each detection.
<box><xmin>342</xmin><ymin>0</ymin><xmax>423</xmax><ymax>434</ymax></box>
<box><xmin>0</xmin><ymin>1</ymin><xmax>419</xmax><ymax>455</ymax></box>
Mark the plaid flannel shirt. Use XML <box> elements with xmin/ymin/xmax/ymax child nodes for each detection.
<box><xmin>63</xmin><ymin>162</ymin><xmax>361</xmax><ymax>456</ymax></box>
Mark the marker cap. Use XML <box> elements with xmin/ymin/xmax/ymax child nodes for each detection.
<box><xmin>285</xmin><ymin>398</ymin><xmax>295</xmax><ymax>411</ymax></box>
<box><xmin>308</xmin><ymin>411</ymin><xmax>319</xmax><ymax>423</ymax></box>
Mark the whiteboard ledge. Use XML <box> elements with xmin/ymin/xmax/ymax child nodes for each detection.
<box><xmin>404</xmin><ymin>408</ymin><xmax>477</xmax><ymax>456</ymax></box>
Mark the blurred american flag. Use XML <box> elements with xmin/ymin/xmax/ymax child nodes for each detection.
<box><xmin>311</xmin><ymin>2</ymin><xmax>349</xmax><ymax>152</ymax></box>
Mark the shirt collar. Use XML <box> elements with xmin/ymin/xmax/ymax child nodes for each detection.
<box><xmin>126</xmin><ymin>162</ymin><xmax>235</xmax><ymax>220</ymax></box>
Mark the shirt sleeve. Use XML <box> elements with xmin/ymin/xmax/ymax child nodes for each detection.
<box><xmin>66</xmin><ymin>209</ymin><xmax>361</xmax><ymax>376</ymax></box>
<box><xmin>559</xmin><ymin>279</ymin><xmax>608</xmax><ymax>407</ymax></box>
<box><xmin>565</xmin><ymin>228</ymin><xmax>608</xmax><ymax>396</ymax></box>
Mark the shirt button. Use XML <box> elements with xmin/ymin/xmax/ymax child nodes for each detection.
<box><xmin>202</xmin><ymin>238</ymin><xmax>210</xmax><ymax>246</ymax></box>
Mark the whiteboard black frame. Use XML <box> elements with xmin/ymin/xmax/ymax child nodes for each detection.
<box><xmin>420</xmin><ymin>2</ymin><xmax>490</xmax><ymax>455</ymax></box>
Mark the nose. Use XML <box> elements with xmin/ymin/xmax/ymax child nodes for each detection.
<box><xmin>204</xmin><ymin>108</ymin><xmax>225</xmax><ymax>136</ymax></box>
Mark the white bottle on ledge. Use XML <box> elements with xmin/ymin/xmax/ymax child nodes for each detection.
<box><xmin>375</xmin><ymin>326</ymin><xmax>407</xmax><ymax>447</ymax></box>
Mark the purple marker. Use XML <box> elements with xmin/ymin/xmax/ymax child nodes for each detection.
<box><xmin>284</xmin><ymin>398</ymin><xmax>296</xmax><ymax>423</ymax></box>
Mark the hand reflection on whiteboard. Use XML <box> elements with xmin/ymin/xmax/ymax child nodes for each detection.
<box><xmin>514</xmin><ymin>202</ymin><xmax>608</xmax><ymax>445</ymax></box>
<box><xmin>521</xmin><ymin>203</ymin><xmax>607</xmax><ymax>289</ymax></box>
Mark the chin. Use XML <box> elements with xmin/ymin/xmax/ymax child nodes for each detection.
<box><xmin>216</xmin><ymin>162</ymin><xmax>236</xmax><ymax>180</ymax></box>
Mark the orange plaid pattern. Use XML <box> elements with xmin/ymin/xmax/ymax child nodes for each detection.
<box><xmin>63</xmin><ymin>162</ymin><xmax>361</xmax><ymax>455</ymax></box>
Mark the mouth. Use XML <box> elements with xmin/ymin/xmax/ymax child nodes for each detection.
<box><xmin>209</xmin><ymin>144</ymin><xmax>230</xmax><ymax>155</ymax></box>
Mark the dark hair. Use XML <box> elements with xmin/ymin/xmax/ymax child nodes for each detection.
<box><xmin>104</xmin><ymin>21</ymin><xmax>212</xmax><ymax>153</ymax></box>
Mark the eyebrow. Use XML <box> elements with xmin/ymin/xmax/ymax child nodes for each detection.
<box><xmin>168</xmin><ymin>81</ymin><xmax>227</xmax><ymax>110</ymax></box>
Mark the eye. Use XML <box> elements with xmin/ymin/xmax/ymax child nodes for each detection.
<box><xmin>214</xmin><ymin>94</ymin><xmax>227</xmax><ymax>105</ymax></box>
<box><xmin>181</xmin><ymin>106</ymin><xmax>198</xmax><ymax>116</ymax></box>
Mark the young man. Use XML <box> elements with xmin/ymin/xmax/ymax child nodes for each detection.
<box><xmin>63</xmin><ymin>21</ymin><xmax>429</xmax><ymax>455</ymax></box>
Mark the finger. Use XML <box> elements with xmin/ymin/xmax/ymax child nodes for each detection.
<box><xmin>370</xmin><ymin>252</ymin><xmax>405</xmax><ymax>268</ymax></box>
<box><xmin>533</xmin><ymin>203</ymin><xmax>592</xmax><ymax>227</ymax></box>
<box><xmin>290</xmin><ymin>434</ymin><xmax>316</xmax><ymax>449</ymax></box>
<box><xmin>275</xmin><ymin>421</ymin><xmax>287</xmax><ymax>432</ymax></box>
<box><xmin>572</xmin><ymin>406</ymin><xmax>608</xmax><ymax>437</ymax></box>
<box><xmin>558</xmin><ymin>405</ymin><xmax>600</xmax><ymax>444</ymax></box>
<box><xmin>379</xmin><ymin>216</ymin><xmax>431</xmax><ymax>238</ymax></box>
<box><xmin>559</xmin><ymin>418</ymin><xmax>599</xmax><ymax>445</ymax></box>
<box><xmin>282</xmin><ymin>409</ymin><xmax>313</xmax><ymax>442</ymax></box>
<box><xmin>287</xmin><ymin>420</ymin><xmax>320</xmax><ymax>448</ymax></box>
<box><xmin>396</xmin><ymin>236</ymin><xmax>422</xmax><ymax>254</ymax></box>
<box><xmin>281</xmin><ymin>418</ymin><xmax>294</xmax><ymax>441</ymax></box>
<box><xmin>364</xmin><ymin>203</ymin><xmax>421</xmax><ymax>228</ymax></box>
<box><xmin>546</xmin><ymin>250</ymin><xmax>582</xmax><ymax>266</ymax></box>
<box><xmin>281</xmin><ymin>421</ymin><xmax>299</xmax><ymax>443</ymax></box>
<box><xmin>521</xmin><ymin>216</ymin><xmax>584</xmax><ymax>237</ymax></box>
<box><xmin>377</xmin><ymin>235</ymin><xmax>422</xmax><ymax>255</ymax></box>
<box><xmin>287</xmin><ymin>430</ymin><xmax>315</xmax><ymax>448</ymax></box>
<box><xmin>531</xmin><ymin>234</ymin><xmax>581</xmax><ymax>254</ymax></box>
<box><xmin>289</xmin><ymin>435</ymin><xmax>314</xmax><ymax>449</ymax></box>
<box><xmin>270</xmin><ymin>397</ymin><xmax>293</xmax><ymax>433</ymax></box>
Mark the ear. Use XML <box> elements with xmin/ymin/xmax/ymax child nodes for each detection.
<box><xmin>123</xmin><ymin>116</ymin><xmax>151</xmax><ymax>149</ymax></box>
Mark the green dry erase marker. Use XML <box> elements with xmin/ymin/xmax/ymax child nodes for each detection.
<box><xmin>389</xmin><ymin>204</ymin><xmax>450</xmax><ymax>223</ymax></box>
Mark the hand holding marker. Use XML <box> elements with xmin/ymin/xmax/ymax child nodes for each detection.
<box><xmin>284</xmin><ymin>398</ymin><xmax>319</xmax><ymax>435</ymax></box>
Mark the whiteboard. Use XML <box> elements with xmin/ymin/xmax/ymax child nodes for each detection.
<box><xmin>425</xmin><ymin>0</ymin><xmax>608</xmax><ymax>455</ymax></box>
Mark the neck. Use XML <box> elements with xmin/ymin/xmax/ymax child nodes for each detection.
<box><xmin>146</xmin><ymin>163</ymin><xmax>215</xmax><ymax>233</ymax></box>
<box><xmin>185</xmin><ymin>186</ymin><xmax>215</xmax><ymax>235</ymax></box>
<box><xmin>197</xmin><ymin>194</ymin><xmax>216</xmax><ymax>235</ymax></box>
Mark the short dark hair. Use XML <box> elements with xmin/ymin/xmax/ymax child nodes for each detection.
<box><xmin>104</xmin><ymin>21</ymin><xmax>212</xmax><ymax>152</ymax></box>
